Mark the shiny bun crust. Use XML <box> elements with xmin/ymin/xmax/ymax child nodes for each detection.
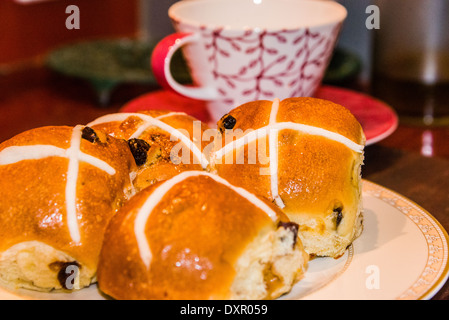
<box><xmin>97</xmin><ymin>172</ymin><xmax>308</xmax><ymax>300</ymax></box>
<box><xmin>0</xmin><ymin>95</ymin><xmax>364</xmax><ymax>297</ymax></box>
<box><xmin>212</xmin><ymin>97</ymin><xmax>366</xmax><ymax>258</ymax></box>
<box><xmin>0</xmin><ymin>126</ymin><xmax>136</xmax><ymax>291</ymax></box>
<box><xmin>88</xmin><ymin>110</ymin><xmax>212</xmax><ymax>192</ymax></box>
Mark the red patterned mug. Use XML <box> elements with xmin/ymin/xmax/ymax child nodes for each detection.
<box><xmin>151</xmin><ymin>0</ymin><xmax>347</xmax><ymax>121</ymax></box>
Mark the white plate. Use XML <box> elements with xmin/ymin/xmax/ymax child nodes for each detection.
<box><xmin>1</xmin><ymin>180</ymin><xmax>448</xmax><ymax>300</ymax></box>
<box><xmin>282</xmin><ymin>180</ymin><xmax>449</xmax><ymax>300</ymax></box>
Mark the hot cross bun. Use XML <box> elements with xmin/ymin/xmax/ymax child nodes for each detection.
<box><xmin>0</xmin><ymin>125</ymin><xmax>136</xmax><ymax>291</ymax></box>
<box><xmin>97</xmin><ymin>171</ymin><xmax>308</xmax><ymax>300</ymax></box>
<box><xmin>211</xmin><ymin>97</ymin><xmax>366</xmax><ymax>258</ymax></box>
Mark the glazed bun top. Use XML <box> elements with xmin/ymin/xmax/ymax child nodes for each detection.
<box><xmin>98</xmin><ymin>171</ymin><xmax>290</xmax><ymax>299</ymax></box>
<box><xmin>217</xmin><ymin>97</ymin><xmax>365</xmax><ymax>146</ymax></box>
<box><xmin>88</xmin><ymin>110</ymin><xmax>211</xmax><ymax>170</ymax></box>
<box><xmin>213</xmin><ymin>97</ymin><xmax>366</xmax><ymax>220</ymax></box>
<box><xmin>0</xmin><ymin>125</ymin><xmax>136</xmax><ymax>269</ymax></box>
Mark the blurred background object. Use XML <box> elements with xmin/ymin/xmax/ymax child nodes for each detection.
<box><xmin>2</xmin><ymin>0</ymin><xmax>447</xmax><ymax>126</ymax></box>
<box><xmin>0</xmin><ymin>0</ymin><xmax>372</xmax><ymax>105</ymax></box>
<box><xmin>139</xmin><ymin>0</ymin><xmax>177</xmax><ymax>42</ymax></box>
<box><xmin>371</xmin><ymin>0</ymin><xmax>449</xmax><ymax>126</ymax></box>
<box><xmin>333</xmin><ymin>0</ymin><xmax>373</xmax><ymax>89</ymax></box>
<box><xmin>45</xmin><ymin>38</ymin><xmax>155</xmax><ymax>106</ymax></box>
<box><xmin>0</xmin><ymin>0</ymin><xmax>139</xmax><ymax>71</ymax></box>
<box><xmin>140</xmin><ymin>0</ymin><xmax>370</xmax><ymax>89</ymax></box>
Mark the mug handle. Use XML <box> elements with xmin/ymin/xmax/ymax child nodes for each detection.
<box><xmin>151</xmin><ymin>32</ymin><xmax>219</xmax><ymax>100</ymax></box>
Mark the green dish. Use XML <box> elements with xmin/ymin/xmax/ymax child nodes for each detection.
<box><xmin>46</xmin><ymin>38</ymin><xmax>191</xmax><ymax>105</ymax></box>
<box><xmin>323</xmin><ymin>47</ymin><xmax>362</xmax><ymax>85</ymax></box>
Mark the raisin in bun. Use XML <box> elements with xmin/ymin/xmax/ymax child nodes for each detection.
<box><xmin>211</xmin><ymin>97</ymin><xmax>365</xmax><ymax>258</ymax></box>
<box><xmin>0</xmin><ymin>125</ymin><xmax>136</xmax><ymax>291</ymax></box>
<box><xmin>97</xmin><ymin>171</ymin><xmax>308</xmax><ymax>300</ymax></box>
<box><xmin>87</xmin><ymin>110</ymin><xmax>211</xmax><ymax>192</ymax></box>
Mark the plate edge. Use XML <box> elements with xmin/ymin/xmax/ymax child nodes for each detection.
<box><xmin>362</xmin><ymin>179</ymin><xmax>449</xmax><ymax>300</ymax></box>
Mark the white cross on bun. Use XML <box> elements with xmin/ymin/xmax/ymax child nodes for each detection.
<box><xmin>0</xmin><ymin>95</ymin><xmax>365</xmax><ymax>299</ymax></box>
<box><xmin>97</xmin><ymin>171</ymin><xmax>308</xmax><ymax>300</ymax></box>
<box><xmin>0</xmin><ymin>125</ymin><xmax>136</xmax><ymax>291</ymax></box>
<box><xmin>87</xmin><ymin>110</ymin><xmax>211</xmax><ymax>193</ymax></box>
<box><xmin>212</xmin><ymin>97</ymin><xmax>366</xmax><ymax>258</ymax></box>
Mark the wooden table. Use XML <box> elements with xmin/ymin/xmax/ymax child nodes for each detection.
<box><xmin>1</xmin><ymin>66</ymin><xmax>448</xmax><ymax>300</ymax></box>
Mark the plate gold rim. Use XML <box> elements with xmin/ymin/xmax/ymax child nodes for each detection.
<box><xmin>362</xmin><ymin>179</ymin><xmax>449</xmax><ymax>300</ymax></box>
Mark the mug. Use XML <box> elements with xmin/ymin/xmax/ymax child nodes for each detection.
<box><xmin>151</xmin><ymin>0</ymin><xmax>347</xmax><ymax>122</ymax></box>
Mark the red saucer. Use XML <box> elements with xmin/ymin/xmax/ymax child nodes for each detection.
<box><xmin>314</xmin><ymin>86</ymin><xmax>398</xmax><ymax>145</ymax></box>
<box><xmin>121</xmin><ymin>85</ymin><xmax>398</xmax><ymax>146</ymax></box>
